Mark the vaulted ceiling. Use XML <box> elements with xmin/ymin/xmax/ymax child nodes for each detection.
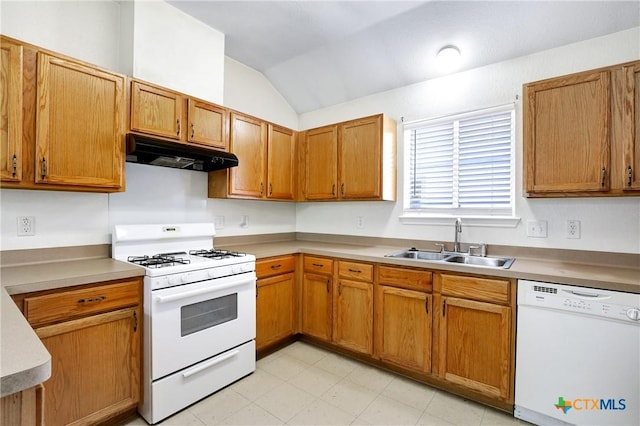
<box><xmin>167</xmin><ymin>1</ymin><xmax>640</xmax><ymax>114</ymax></box>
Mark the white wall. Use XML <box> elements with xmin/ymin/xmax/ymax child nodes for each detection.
<box><xmin>297</xmin><ymin>27</ymin><xmax>640</xmax><ymax>254</ymax></box>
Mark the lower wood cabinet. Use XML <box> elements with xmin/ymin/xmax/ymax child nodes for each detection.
<box><xmin>256</xmin><ymin>255</ymin><xmax>296</xmax><ymax>351</ymax></box>
<box><xmin>14</xmin><ymin>278</ymin><xmax>142</xmax><ymax>425</ymax></box>
<box><xmin>434</xmin><ymin>273</ymin><xmax>514</xmax><ymax>402</ymax></box>
<box><xmin>301</xmin><ymin>256</ymin><xmax>334</xmax><ymax>341</ymax></box>
<box><xmin>374</xmin><ymin>265</ymin><xmax>433</xmax><ymax>373</ymax></box>
<box><xmin>0</xmin><ymin>385</ymin><xmax>44</xmax><ymax>426</ymax></box>
<box><xmin>333</xmin><ymin>261</ymin><xmax>374</xmax><ymax>355</ymax></box>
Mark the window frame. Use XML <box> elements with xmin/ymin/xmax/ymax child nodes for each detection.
<box><xmin>401</xmin><ymin>104</ymin><xmax>519</xmax><ymax>227</ymax></box>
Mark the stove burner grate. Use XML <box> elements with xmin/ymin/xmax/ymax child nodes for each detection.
<box><xmin>189</xmin><ymin>249</ymin><xmax>246</xmax><ymax>259</ymax></box>
<box><xmin>127</xmin><ymin>253</ymin><xmax>191</xmax><ymax>268</ymax></box>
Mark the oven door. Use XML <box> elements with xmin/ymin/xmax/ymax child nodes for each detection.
<box><xmin>150</xmin><ymin>271</ymin><xmax>256</xmax><ymax>380</ymax></box>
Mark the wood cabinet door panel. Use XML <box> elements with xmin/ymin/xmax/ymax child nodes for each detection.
<box><xmin>1</xmin><ymin>38</ymin><xmax>23</xmax><ymax>182</ymax></box>
<box><xmin>304</xmin><ymin>125</ymin><xmax>338</xmax><ymax>200</ymax></box>
<box><xmin>256</xmin><ymin>272</ymin><xmax>295</xmax><ymax>350</ymax></box>
<box><xmin>267</xmin><ymin>124</ymin><xmax>296</xmax><ymax>200</ymax></box>
<box><xmin>623</xmin><ymin>62</ymin><xmax>640</xmax><ymax>190</ymax></box>
<box><xmin>375</xmin><ymin>285</ymin><xmax>431</xmax><ymax>373</ymax></box>
<box><xmin>187</xmin><ymin>99</ymin><xmax>227</xmax><ymax>149</ymax></box>
<box><xmin>229</xmin><ymin>113</ymin><xmax>267</xmax><ymax>197</ymax></box>
<box><xmin>130</xmin><ymin>81</ymin><xmax>181</xmax><ymax>139</ymax></box>
<box><xmin>301</xmin><ymin>272</ymin><xmax>332</xmax><ymax>341</ymax></box>
<box><xmin>438</xmin><ymin>297</ymin><xmax>510</xmax><ymax>399</ymax></box>
<box><xmin>35</xmin><ymin>54</ymin><xmax>124</xmax><ymax>188</ymax></box>
<box><xmin>36</xmin><ymin>307</ymin><xmax>140</xmax><ymax>426</ymax></box>
<box><xmin>525</xmin><ymin>70</ymin><xmax>611</xmax><ymax>193</ymax></box>
<box><xmin>340</xmin><ymin>116</ymin><xmax>381</xmax><ymax>198</ymax></box>
<box><xmin>333</xmin><ymin>279</ymin><xmax>373</xmax><ymax>354</ymax></box>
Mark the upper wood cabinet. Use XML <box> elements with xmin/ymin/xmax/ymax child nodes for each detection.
<box><xmin>300</xmin><ymin>114</ymin><xmax>397</xmax><ymax>201</ymax></box>
<box><xmin>129</xmin><ymin>79</ymin><xmax>228</xmax><ymax>150</ymax></box>
<box><xmin>524</xmin><ymin>60</ymin><xmax>640</xmax><ymax>197</ymax></box>
<box><xmin>1</xmin><ymin>36</ymin><xmax>126</xmax><ymax>192</ymax></box>
<box><xmin>35</xmin><ymin>53</ymin><xmax>125</xmax><ymax>189</ymax></box>
<box><xmin>621</xmin><ymin>62</ymin><xmax>640</xmax><ymax>190</ymax></box>
<box><xmin>1</xmin><ymin>38</ymin><xmax>23</xmax><ymax>182</ymax></box>
<box><xmin>208</xmin><ymin>112</ymin><xmax>296</xmax><ymax>200</ymax></box>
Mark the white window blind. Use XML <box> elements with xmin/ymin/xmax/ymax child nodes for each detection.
<box><xmin>406</xmin><ymin>105</ymin><xmax>514</xmax><ymax>216</ymax></box>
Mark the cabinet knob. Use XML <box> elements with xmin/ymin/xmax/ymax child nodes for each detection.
<box><xmin>341</xmin><ymin>183</ymin><xmax>345</xmax><ymax>196</ymax></box>
<box><xmin>601</xmin><ymin>166</ymin><xmax>606</xmax><ymax>187</ymax></box>
<box><xmin>260</xmin><ymin>182</ymin><xmax>264</xmax><ymax>196</ymax></box>
<box><xmin>12</xmin><ymin>154</ymin><xmax>17</xmax><ymax>178</ymax></box>
<box><xmin>41</xmin><ymin>157</ymin><xmax>47</xmax><ymax>179</ymax></box>
<box><xmin>191</xmin><ymin>123</ymin><xmax>195</xmax><ymax>139</ymax></box>
<box><xmin>177</xmin><ymin>119</ymin><xmax>181</xmax><ymax>136</ymax></box>
<box><xmin>628</xmin><ymin>165</ymin><xmax>633</xmax><ymax>187</ymax></box>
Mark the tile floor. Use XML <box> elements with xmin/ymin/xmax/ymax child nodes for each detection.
<box><xmin>125</xmin><ymin>342</ymin><xmax>527</xmax><ymax>426</ymax></box>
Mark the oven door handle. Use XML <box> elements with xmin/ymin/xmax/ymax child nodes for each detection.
<box><xmin>155</xmin><ymin>279</ymin><xmax>252</xmax><ymax>304</ymax></box>
<box><xmin>182</xmin><ymin>349</ymin><xmax>240</xmax><ymax>378</ymax></box>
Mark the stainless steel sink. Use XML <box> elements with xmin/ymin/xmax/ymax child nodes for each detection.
<box><xmin>384</xmin><ymin>248</ymin><xmax>515</xmax><ymax>269</ymax></box>
<box><xmin>442</xmin><ymin>255</ymin><xmax>515</xmax><ymax>269</ymax></box>
<box><xmin>385</xmin><ymin>248</ymin><xmax>449</xmax><ymax>261</ymax></box>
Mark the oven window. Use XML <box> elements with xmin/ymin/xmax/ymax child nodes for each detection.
<box><xmin>181</xmin><ymin>293</ymin><xmax>238</xmax><ymax>336</ymax></box>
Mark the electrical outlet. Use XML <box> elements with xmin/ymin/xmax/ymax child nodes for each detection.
<box><xmin>566</xmin><ymin>220</ymin><xmax>581</xmax><ymax>239</ymax></box>
<box><xmin>17</xmin><ymin>216</ymin><xmax>35</xmax><ymax>236</ymax></box>
<box><xmin>356</xmin><ymin>216</ymin><xmax>365</xmax><ymax>229</ymax></box>
<box><xmin>214</xmin><ymin>216</ymin><xmax>225</xmax><ymax>230</ymax></box>
<box><xmin>240</xmin><ymin>215</ymin><xmax>249</xmax><ymax>228</ymax></box>
<box><xmin>526</xmin><ymin>220</ymin><xmax>547</xmax><ymax>238</ymax></box>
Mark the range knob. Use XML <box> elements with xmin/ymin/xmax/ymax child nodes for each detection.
<box><xmin>626</xmin><ymin>308</ymin><xmax>640</xmax><ymax>321</ymax></box>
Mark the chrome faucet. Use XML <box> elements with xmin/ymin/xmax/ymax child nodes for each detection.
<box><xmin>453</xmin><ymin>218</ymin><xmax>462</xmax><ymax>253</ymax></box>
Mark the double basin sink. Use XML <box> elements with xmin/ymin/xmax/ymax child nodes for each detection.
<box><xmin>385</xmin><ymin>248</ymin><xmax>515</xmax><ymax>269</ymax></box>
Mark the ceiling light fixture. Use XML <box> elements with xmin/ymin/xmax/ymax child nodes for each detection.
<box><xmin>436</xmin><ymin>45</ymin><xmax>462</xmax><ymax>73</ymax></box>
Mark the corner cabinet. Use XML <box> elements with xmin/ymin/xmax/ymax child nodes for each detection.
<box><xmin>524</xmin><ymin>60</ymin><xmax>640</xmax><ymax>197</ymax></box>
<box><xmin>208</xmin><ymin>112</ymin><xmax>297</xmax><ymax>200</ymax></box>
<box><xmin>301</xmin><ymin>256</ymin><xmax>334</xmax><ymax>341</ymax></box>
<box><xmin>256</xmin><ymin>255</ymin><xmax>297</xmax><ymax>351</ymax></box>
<box><xmin>434</xmin><ymin>273</ymin><xmax>515</xmax><ymax>403</ymax></box>
<box><xmin>300</xmin><ymin>114</ymin><xmax>397</xmax><ymax>201</ymax></box>
<box><xmin>1</xmin><ymin>36</ymin><xmax>126</xmax><ymax>192</ymax></box>
<box><xmin>129</xmin><ymin>79</ymin><xmax>228</xmax><ymax>150</ymax></box>
<box><xmin>333</xmin><ymin>260</ymin><xmax>374</xmax><ymax>355</ymax></box>
<box><xmin>14</xmin><ymin>278</ymin><xmax>142</xmax><ymax>426</ymax></box>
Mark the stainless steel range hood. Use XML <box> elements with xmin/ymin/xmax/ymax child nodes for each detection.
<box><xmin>126</xmin><ymin>133</ymin><xmax>238</xmax><ymax>172</ymax></box>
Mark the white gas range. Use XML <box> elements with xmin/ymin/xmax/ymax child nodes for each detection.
<box><xmin>112</xmin><ymin>223</ymin><xmax>256</xmax><ymax>424</ymax></box>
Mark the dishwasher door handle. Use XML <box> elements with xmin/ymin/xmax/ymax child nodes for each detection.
<box><xmin>563</xmin><ymin>289</ymin><xmax>610</xmax><ymax>299</ymax></box>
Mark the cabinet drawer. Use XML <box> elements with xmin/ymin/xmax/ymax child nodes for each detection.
<box><xmin>438</xmin><ymin>274</ymin><xmax>510</xmax><ymax>304</ymax></box>
<box><xmin>377</xmin><ymin>266</ymin><xmax>432</xmax><ymax>292</ymax></box>
<box><xmin>338</xmin><ymin>260</ymin><xmax>373</xmax><ymax>282</ymax></box>
<box><xmin>24</xmin><ymin>279</ymin><xmax>141</xmax><ymax>327</ymax></box>
<box><xmin>303</xmin><ymin>256</ymin><xmax>333</xmax><ymax>274</ymax></box>
<box><xmin>256</xmin><ymin>255</ymin><xmax>296</xmax><ymax>278</ymax></box>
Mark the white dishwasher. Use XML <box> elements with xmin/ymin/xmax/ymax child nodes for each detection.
<box><xmin>515</xmin><ymin>280</ymin><xmax>640</xmax><ymax>426</ymax></box>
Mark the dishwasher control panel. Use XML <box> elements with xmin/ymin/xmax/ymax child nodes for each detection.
<box><xmin>518</xmin><ymin>280</ymin><xmax>640</xmax><ymax>323</ymax></box>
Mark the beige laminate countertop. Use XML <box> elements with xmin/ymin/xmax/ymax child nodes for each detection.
<box><xmin>0</xmin><ymin>258</ymin><xmax>144</xmax><ymax>397</ymax></box>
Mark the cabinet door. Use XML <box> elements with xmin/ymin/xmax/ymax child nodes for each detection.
<box><xmin>301</xmin><ymin>272</ymin><xmax>332</xmax><ymax>341</ymax></box>
<box><xmin>256</xmin><ymin>272</ymin><xmax>296</xmax><ymax>350</ymax></box>
<box><xmin>623</xmin><ymin>62</ymin><xmax>640</xmax><ymax>190</ymax></box>
<box><xmin>187</xmin><ymin>99</ymin><xmax>227</xmax><ymax>149</ymax></box>
<box><xmin>1</xmin><ymin>38</ymin><xmax>23</xmax><ymax>182</ymax></box>
<box><xmin>267</xmin><ymin>124</ymin><xmax>296</xmax><ymax>200</ymax></box>
<box><xmin>35</xmin><ymin>53</ymin><xmax>125</xmax><ymax>188</ymax></box>
<box><xmin>340</xmin><ymin>116</ymin><xmax>381</xmax><ymax>199</ymax></box>
<box><xmin>304</xmin><ymin>125</ymin><xmax>338</xmax><ymax>200</ymax></box>
<box><xmin>524</xmin><ymin>70</ymin><xmax>611</xmax><ymax>193</ymax></box>
<box><xmin>130</xmin><ymin>81</ymin><xmax>182</xmax><ymax>139</ymax></box>
<box><xmin>438</xmin><ymin>297</ymin><xmax>511</xmax><ymax>399</ymax></box>
<box><xmin>333</xmin><ymin>279</ymin><xmax>373</xmax><ymax>354</ymax></box>
<box><xmin>228</xmin><ymin>112</ymin><xmax>267</xmax><ymax>198</ymax></box>
<box><xmin>35</xmin><ymin>307</ymin><xmax>140</xmax><ymax>426</ymax></box>
<box><xmin>375</xmin><ymin>285</ymin><xmax>431</xmax><ymax>373</ymax></box>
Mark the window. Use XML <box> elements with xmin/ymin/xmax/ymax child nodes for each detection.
<box><xmin>404</xmin><ymin>104</ymin><xmax>515</xmax><ymax>218</ymax></box>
